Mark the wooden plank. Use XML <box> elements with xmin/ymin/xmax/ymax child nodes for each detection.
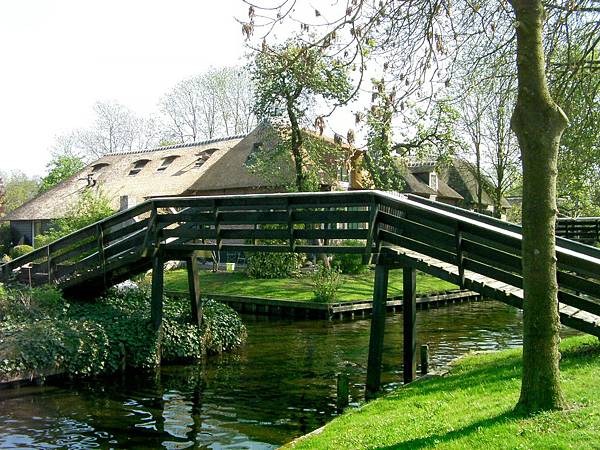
<box><xmin>187</xmin><ymin>252</ymin><xmax>202</xmax><ymax>327</ymax></box>
<box><xmin>365</xmin><ymin>264</ymin><xmax>389</xmax><ymax>399</ymax></box>
<box><xmin>151</xmin><ymin>250</ymin><xmax>164</xmax><ymax>331</ymax></box>
<box><xmin>379</xmin><ymin>229</ymin><xmax>458</xmax><ymax>266</ymax></box>
<box><xmin>293</xmin><ymin>210</ymin><xmax>370</xmax><ymax>224</ymax></box>
<box><xmin>294</xmin><ymin>228</ymin><xmax>369</xmax><ymax>240</ymax></box>
<box><xmin>558</xmin><ymin>291</ymin><xmax>600</xmax><ymax>317</ymax></box>
<box><xmin>377</xmin><ymin>211</ymin><xmax>456</xmax><ymax>252</ymax></box>
<box><xmin>403</xmin><ymin>267</ymin><xmax>417</xmax><ymax>384</ymax></box>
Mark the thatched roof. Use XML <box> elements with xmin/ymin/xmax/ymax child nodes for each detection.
<box><xmin>442</xmin><ymin>158</ymin><xmax>510</xmax><ymax>208</ymax></box>
<box><xmin>186</xmin><ymin>124</ymin><xmax>295</xmax><ymax>194</ymax></box>
<box><xmin>2</xmin><ymin>123</ymin><xmax>354</xmax><ymax>222</ymax></box>
<box><xmin>2</xmin><ymin>135</ymin><xmax>244</xmax><ymax>221</ymax></box>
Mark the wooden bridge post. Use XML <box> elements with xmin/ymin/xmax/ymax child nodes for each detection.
<box><xmin>187</xmin><ymin>251</ymin><xmax>203</xmax><ymax>328</ymax></box>
<box><xmin>403</xmin><ymin>267</ymin><xmax>417</xmax><ymax>384</ymax></box>
<box><xmin>366</xmin><ymin>264</ymin><xmax>389</xmax><ymax>399</ymax></box>
<box><xmin>151</xmin><ymin>249</ymin><xmax>165</xmax><ymax>332</ymax></box>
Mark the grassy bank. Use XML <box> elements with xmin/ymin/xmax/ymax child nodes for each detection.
<box><xmin>288</xmin><ymin>335</ymin><xmax>600</xmax><ymax>449</ymax></box>
<box><xmin>164</xmin><ymin>269</ymin><xmax>457</xmax><ymax>301</ymax></box>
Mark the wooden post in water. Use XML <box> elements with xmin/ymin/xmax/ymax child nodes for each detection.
<box><xmin>336</xmin><ymin>373</ymin><xmax>349</xmax><ymax>411</ymax></box>
<box><xmin>187</xmin><ymin>252</ymin><xmax>203</xmax><ymax>328</ymax></box>
<box><xmin>365</xmin><ymin>264</ymin><xmax>389</xmax><ymax>399</ymax></box>
<box><xmin>403</xmin><ymin>267</ymin><xmax>417</xmax><ymax>384</ymax></box>
<box><xmin>151</xmin><ymin>250</ymin><xmax>164</xmax><ymax>331</ymax></box>
<box><xmin>420</xmin><ymin>344</ymin><xmax>429</xmax><ymax>375</ymax></box>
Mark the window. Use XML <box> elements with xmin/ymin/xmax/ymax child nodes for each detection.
<box><xmin>129</xmin><ymin>159</ymin><xmax>150</xmax><ymax>176</ymax></box>
<box><xmin>91</xmin><ymin>163</ymin><xmax>109</xmax><ymax>172</ymax></box>
<box><xmin>429</xmin><ymin>172</ymin><xmax>438</xmax><ymax>190</ymax></box>
<box><xmin>157</xmin><ymin>155</ymin><xmax>179</xmax><ymax>171</ymax></box>
<box><xmin>195</xmin><ymin>148</ymin><xmax>218</xmax><ymax>168</ymax></box>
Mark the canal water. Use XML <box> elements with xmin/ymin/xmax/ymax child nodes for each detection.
<box><xmin>0</xmin><ymin>300</ymin><xmax>575</xmax><ymax>449</ymax></box>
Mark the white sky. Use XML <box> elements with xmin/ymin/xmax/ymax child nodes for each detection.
<box><xmin>0</xmin><ymin>0</ymin><xmax>250</xmax><ymax>177</ymax></box>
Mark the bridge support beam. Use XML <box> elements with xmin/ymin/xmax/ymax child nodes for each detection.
<box><xmin>151</xmin><ymin>250</ymin><xmax>164</xmax><ymax>332</ymax></box>
<box><xmin>366</xmin><ymin>264</ymin><xmax>389</xmax><ymax>399</ymax></box>
<box><xmin>187</xmin><ymin>251</ymin><xmax>203</xmax><ymax>328</ymax></box>
<box><xmin>403</xmin><ymin>267</ymin><xmax>417</xmax><ymax>384</ymax></box>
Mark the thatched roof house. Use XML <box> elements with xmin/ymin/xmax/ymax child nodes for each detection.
<box><xmin>2</xmin><ymin>124</ymin><xmax>352</xmax><ymax>245</ymax></box>
<box><xmin>350</xmin><ymin>153</ymin><xmax>509</xmax><ymax>218</ymax></box>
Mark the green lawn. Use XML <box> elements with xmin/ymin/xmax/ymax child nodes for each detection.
<box><xmin>287</xmin><ymin>335</ymin><xmax>600</xmax><ymax>449</ymax></box>
<box><xmin>163</xmin><ymin>269</ymin><xmax>457</xmax><ymax>302</ymax></box>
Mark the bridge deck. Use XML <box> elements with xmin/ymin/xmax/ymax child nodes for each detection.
<box><xmin>384</xmin><ymin>245</ymin><xmax>600</xmax><ymax>337</ymax></box>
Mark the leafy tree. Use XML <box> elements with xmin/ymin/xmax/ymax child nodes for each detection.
<box><xmin>39</xmin><ymin>156</ymin><xmax>85</xmax><ymax>194</ymax></box>
<box><xmin>251</xmin><ymin>40</ymin><xmax>352</xmax><ymax>192</ymax></box>
<box><xmin>35</xmin><ymin>190</ymin><xmax>114</xmax><ymax>247</ymax></box>
<box><xmin>552</xmin><ymin>48</ymin><xmax>600</xmax><ymax>217</ymax></box>
<box><xmin>0</xmin><ymin>170</ymin><xmax>40</xmax><ymax>214</ymax></box>
<box><xmin>242</xmin><ymin>0</ymin><xmax>599</xmax><ymax>413</ymax></box>
<box><xmin>362</xmin><ymin>79</ymin><xmax>405</xmax><ymax>191</ymax></box>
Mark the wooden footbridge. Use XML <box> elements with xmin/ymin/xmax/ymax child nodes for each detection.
<box><xmin>2</xmin><ymin>190</ymin><xmax>600</xmax><ymax>397</ymax></box>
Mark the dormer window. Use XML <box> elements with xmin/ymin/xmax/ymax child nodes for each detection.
<box><xmin>195</xmin><ymin>148</ymin><xmax>218</xmax><ymax>168</ymax></box>
<box><xmin>429</xmin><ymin>172</ymin><xmax>438</xmax><ymax>190</ymax></box>
<box><xmin>91</xmin><ymin>163</ymin><xmax>109</xmax><ymax>172</ymax></box>
<box><xmin>129</xmin><ymin>159</ymin><xmax>150</xmax><ymax>176</ymax></box>
<box><xmin>157</xmin><ymin>155</ymin><xmax>179</xmax><ymax>171</ymax></box>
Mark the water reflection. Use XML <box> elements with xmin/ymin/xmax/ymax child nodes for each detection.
<box><xmin>0</xmin><ymin>300</ymin><xmax>577</xmax><ymax>449</ymax></box>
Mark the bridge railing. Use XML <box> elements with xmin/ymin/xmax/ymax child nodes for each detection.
<box><xmin>375</xmin><ymin>192</ymin><xmax>600</xmax><ymax>319</ymax></box>
<box><xmin>556</xmin><ymin>217</ymin><xmax>600</xmax><ymax>244</ymax></box>
<box><xmin>0</xmin><ymin>201</ymin><xmax>154</xmax><ymax>286</ymax></box>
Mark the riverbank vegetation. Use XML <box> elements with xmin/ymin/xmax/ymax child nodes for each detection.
<box><xmin>163</xmin><ymin>268</ymin><xmax>456</xmax><ymax>302</ymax></box>
<box><xmin>288</xmin><ymin>335</ymin><xmax>600</xmax><ymax>449</ymax></box>
<box><xmin>0</xmin><ymin>284</ymin><xmax>246</xmax><ymax>384</ymax></box>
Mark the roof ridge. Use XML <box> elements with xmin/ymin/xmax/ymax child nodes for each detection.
<box><xmin>108</xmin><ymin>134</ymin><xmax>248</xmax><ymax>156</ymax></box>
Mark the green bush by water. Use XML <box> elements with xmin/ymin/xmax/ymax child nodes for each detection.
<box><xmin>312</xmin><ymin>264</ymin><xmax>342</xmax><ymax>303</ymax></box>
<box><xmin>246</xmin><ymin>251</ymin><xmax>304</xmax><ymax>278</ymax></box>
<box><xmin>331</xmin><ymin>240</ymin><xmax>368</xmax><ymax>275</ymax></box>
<box><xmin>0</xmin><ymin>285</ymin><xmax>247</xmax><ymax>382</ymax></box>
<box><xmin>9</xmin><ymin>244</ymin><xmax>33</xmax><ymax>259</ymax></box>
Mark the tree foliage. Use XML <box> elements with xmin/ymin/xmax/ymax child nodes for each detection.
<box><xmin>552</xmin><ymin>47</ymin><xmax>600</xmax><ymax>217</ymax></box>
<box><xmin>0</xmin><ymin>170</ymin><xmax>39</xmax><ymax>214</ymax></box>
<box><xmin>251</xmin><ymin>40</ymin><xmax>352</xmax><ymax>191</ymax></box>
<box><xmin>35</xmin><ymin>190</ymin><xmax>114</xmax><ymax>247</ymax></box>
<box><xmin>241</xmin><ymin>0</ymin><xmax>599</xmax><ymax>414</ymax></box>
<box><xmin>362</xmin><ymin>79</ymin><xmax>405</xmax><ymax>191</ymax></box>
<box><xmin>39</xmin><ymin>155</ymin><xmax>85</xmax><ymax>194</ymax></box>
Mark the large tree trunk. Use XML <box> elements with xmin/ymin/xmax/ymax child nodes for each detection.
<box><xmin>287</xmin><ymin>102</ymin><xmax>306</xmax><ymax>192</ymax></box>
<box><xmin>511</xmin><ymin>0</ymin><xmax>568</xmax><ymax>413</ymax></box>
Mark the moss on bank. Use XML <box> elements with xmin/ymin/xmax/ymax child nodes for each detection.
<box><xmin>0</xmin><ymin>284</ymin><xmax>246</xmax><ymax>384</ymax></box>
<box><xmin>287</xmin><ymin>335</ymin><xmax>600</xmax><ymax>449</ymax></box>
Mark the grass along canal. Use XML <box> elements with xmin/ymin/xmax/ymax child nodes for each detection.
<box><xmin>0</xmin><ymin>300</ymin><xmax>579</xmax><ymax>448</ymax></box>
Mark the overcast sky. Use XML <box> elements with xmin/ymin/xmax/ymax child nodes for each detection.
<box><xmin>0</xmin><ymin>0</ymin><xmax>250</xmax><ymax>177</ymax></box>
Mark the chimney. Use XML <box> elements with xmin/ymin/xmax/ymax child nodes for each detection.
<box><xmin>120</xmin><ymin>195</ymin><xmax>135</xmax><ymax>211</ymax></box>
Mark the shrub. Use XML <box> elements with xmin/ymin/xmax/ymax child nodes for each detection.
<box><xmin>246</xmin><ymin>252</ymin><xmax>303</xmax><ymax>278</ymax></box>
<box><xmin>0</xmin><ymin>223</ymin><xmax>12</xmax><ymax>255</ymax></box>
<box><xmin>312</xmin><ymin>264</ymin><xmax>342</xmax><ymax>303</ymax></box>
<box><xmin>35</xmin><ymin>190</ymin><xmax>114</xmax><ymax>247</ymax></box>
<box><xmin>332</xmin><ymin>240</ymin><xmax>368</xmax><ymax>274</ymax></box>
<box><xmin>10</xmin><ymin>244</ymin><xmax>33</xmax><ymax>259</ymax></box>
<box><xmin>0</xmin><ymin>285</ymin><xmax>246</xmax><ymax>381</ymax></box>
